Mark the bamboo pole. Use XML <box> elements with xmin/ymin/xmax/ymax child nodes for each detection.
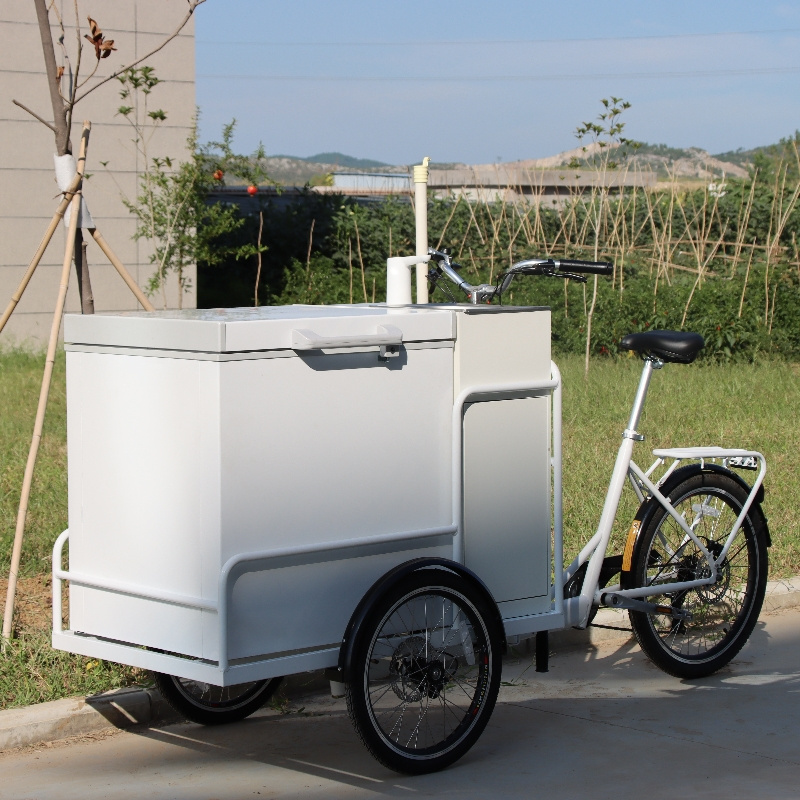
<box><xmin>89</xmin><ymin>229</ymin><xmax>155</xmax><ymax>312</ymax></box>
<box><xmin>2</xmin><ymin>125</ymin><xmax>90</xmax><ymax>646</ymax></box>
<box><xmin>354</xmin><ymin>217</ymin><xmax>368</xmax><ymax>304</ymax></box>
<box><xmin>434</xmin><ymin>194</ymin><xmax>462</xmax><ymax>251</ymax></box>
<box><xmin>0</xmin><ymin>171</ymin><xmax>83</xmax><ymax>336</ymax></box>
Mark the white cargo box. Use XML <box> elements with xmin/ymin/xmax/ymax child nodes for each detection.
<box><xmin>54</xmin><ymin>304</ymin><xmax>553</xmax><ymax>685</ymax></box>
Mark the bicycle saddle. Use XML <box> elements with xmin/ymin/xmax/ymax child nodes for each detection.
<box><xmin>619</xmin><ymin>330</ymin><xmax>705</xmax><ymax>363</ymax></box>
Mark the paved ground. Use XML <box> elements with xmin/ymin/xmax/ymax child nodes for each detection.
<box><xmin>3</xmin><ymin>606</ymin><xmax>799</xmax><ymax>800</ymax></box>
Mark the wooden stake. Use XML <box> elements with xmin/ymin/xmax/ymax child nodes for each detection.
<box><xmin>89</xmin><ymin>229</ymin><xmax>155</xmax><ymax>312</ymax></box>
<box><xmin>2</xmin><ymin>125</ymin><xmax>89</xmax><ymax>646</ymax></box>
<box><xmin>0</xmin><ymin>170</ymin><xmax>83</xmax><ymax>336</ymax></box>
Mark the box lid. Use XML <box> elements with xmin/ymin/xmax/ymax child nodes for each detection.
<box><xmin>63</xmin><ymin>305</ymin><xmax>455</xmax><ymax>354</ymax></box>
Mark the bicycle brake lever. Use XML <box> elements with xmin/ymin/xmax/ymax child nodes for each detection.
<box><xmin>556</xmin><ymin>271</ymin><xmax>587</xmax><ymax>283</ymax></box>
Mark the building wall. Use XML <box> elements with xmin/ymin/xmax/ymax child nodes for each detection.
<box><xmin>0</xmin><ymin>1</ymin><xmax>196</xmax><ymax>346</ymax></box>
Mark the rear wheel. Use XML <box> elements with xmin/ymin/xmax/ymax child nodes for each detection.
<box><xmin>345</xmin><ymin>569</ymin><xmax>503</xmax><ymax>774</ymax></box>
<box><xmin>627</xmin><ymin>473</ymin><xmax>768</xmax><ymax>679</ymax></box>
<box><xmin>153</xmin><ymin>673</ymin><xmax>283</xmax><ymax>725</ymax></box>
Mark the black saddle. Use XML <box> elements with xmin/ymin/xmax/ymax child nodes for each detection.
<box><xmin>619</xmin><ymin>330</ymin><xmax>705</xmax><ymax>364</ymax></box>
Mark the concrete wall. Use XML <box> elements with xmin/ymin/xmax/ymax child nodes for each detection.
<box><xmin>0</xmin><ymin>1</ymin><xmax>196</xmax><ymax>346</ymax></box>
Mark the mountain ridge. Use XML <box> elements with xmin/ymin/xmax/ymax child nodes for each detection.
<box><xmin>261</xmin><ymin>138</ymin><xmax>795</xmax><ymax>185</ymax></box>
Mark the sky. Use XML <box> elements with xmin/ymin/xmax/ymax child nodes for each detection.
<box><xmin>194</xmin><ymin>0</ymin><xmax>800</xmax><ymax>166</ymax></box>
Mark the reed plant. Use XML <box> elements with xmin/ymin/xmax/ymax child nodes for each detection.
<box><xmin>262</xmin><ymin>138</ymin><xmax>800</xmax><ymax>364</ymax></box>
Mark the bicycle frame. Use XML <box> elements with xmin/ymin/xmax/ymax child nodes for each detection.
<box><xmin>557</xmin><ymin>356</ymin><xmax>767</xmax><ymax>630</ymax></box>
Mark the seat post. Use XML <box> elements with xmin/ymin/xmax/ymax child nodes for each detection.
<box><xmin>625</xmin><ymin>356</ymin><xmax>663</xmax><ymax>438</ymax></box>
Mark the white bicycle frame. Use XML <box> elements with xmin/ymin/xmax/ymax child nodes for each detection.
<box><xmin>556</xmin><ymin>356</ymin><xmax>766</xmax><ymax>630</ymax></box>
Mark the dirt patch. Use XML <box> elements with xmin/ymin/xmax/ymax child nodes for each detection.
<box><xmin>0</xmin><ymin>574</ymin><xmax>64</xmax><ymax>637</ymax></box>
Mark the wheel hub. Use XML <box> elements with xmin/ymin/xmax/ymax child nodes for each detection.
<box><xmin>697</xmin><ymin>540</ymin><xmax>730</xmax><ymax>604</ymax></box>
<box><xmin>389</xmin><ymin>637</ymin><xmax>427</xmax><ymax>702</ymax></box>
<box><xmin>425</xmin><ymin>660</ymin><xmax>446</xmax><ymax>698</ymax></box>
<box><xmin>675</xmin><ymin>539</ymin><xmax>730</xmax><ymax>605</ymax></box>
<box><xmin>389</xmin><ymin>638</ymin><xmax>459</xmax><ymax>701</ymax></box>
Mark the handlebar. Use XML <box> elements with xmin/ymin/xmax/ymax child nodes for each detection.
<box><xmin>428</xmin><ymin>247</ymin><xmax>614</xmax><ymax>304</ymax></box>
<box><xmin>426</xmin><ymin>247</ymin><xmax>614</xmax><ymax>304</ymax></box>
<box><xmin>506</xmin><ymin>258</ymin><xmax>613</xmax><ymax>277</ymax></box>
<box><xmin>553</xmin><ymin>259</ymin><xmax>614</xmax><ymax>275</ymax></box>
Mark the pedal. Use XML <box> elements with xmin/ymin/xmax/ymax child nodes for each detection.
<box><xmin>601</xmin><ymin>593</ymin><xmax>692</xmax><ymax>621</ymax></box>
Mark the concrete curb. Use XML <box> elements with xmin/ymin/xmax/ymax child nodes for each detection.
<box><xmin>0</xmin><ymin>687</ymin><xmax>177</xmax><ymax>752</ymax></box>
<box><xmin>3</xmin><ymin>577</ymin><xmax>798</xmax><ymax>753</ymax></box>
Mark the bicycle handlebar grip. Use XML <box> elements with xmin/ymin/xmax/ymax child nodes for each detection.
<box><xmin>557</xmin><ymin>259</ymin><xmax>614</xmax><ymax>275</ymax></box>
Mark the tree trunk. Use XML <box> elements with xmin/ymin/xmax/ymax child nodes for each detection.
<box><xmin>33</xmin><ymin>0</ymin><xmax>70</xmax><ymax>156</ymax></box>
<box><xmin>34</xmin><ymin>0</ymin><xmax>96</xmax><ymax>313</ymax></box>
<box><xmin>75</xmin><ymin>233</ymin><xmax>95</xmax><ymax>314</ymax></box>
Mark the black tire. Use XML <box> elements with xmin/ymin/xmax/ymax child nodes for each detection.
<box><xmin>153</xmin><ymin>673</ymin><xmax>283</xmax><ymax>725</ymax></box>
<box><xmin>345</xmin><ymin>569</ymin><xmax>503</xmax><ymax>774</ymax></box>
<box><xmin>627</xmin><ymin>472</ymin><xmax>768</xmax><ymax>679</ymax></box>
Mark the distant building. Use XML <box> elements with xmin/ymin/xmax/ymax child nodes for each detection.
<box><xmin>0</xmin><ymin>2</ymin><xmax>196</xmax><ymax>345</ymax></box>
<box><xmin>429</xmin><ymin>165</ymin><xmax>657</xmax><ymax>204</ymax></box>
<box><xmin>331</xmin><ymin>172</ymin><xmax>411</xmax><ymax>195</ymax></box>
<box><xmin>312</xmin><ymin>166</ymin><xmax>656</xmax><ymax>204</ymax></box>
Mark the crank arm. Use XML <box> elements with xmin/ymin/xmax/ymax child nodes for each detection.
<box><xmin>600</xmin><ymin>592</ymin><xmax>693</xmax><ymax>621</ymax></box>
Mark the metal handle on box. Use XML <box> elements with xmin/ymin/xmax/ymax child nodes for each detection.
<box><xmin>291</xmin><ymin>325</ymin><xmax>403</xmax><ymax>351</ymax></box>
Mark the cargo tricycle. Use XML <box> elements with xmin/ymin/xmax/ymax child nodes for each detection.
<box><xmin>53</xmin><ymin>247</ymin><xmax>768</xmax><ymax>774</ymax></box>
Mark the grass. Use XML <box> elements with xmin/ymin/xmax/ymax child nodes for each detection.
<box><xmin>0</xmin><ymin>348</ymin><xmax>798</xmax><ymax>709</ymax></box>
<box><xmin>0</xmin><ymin>627</ymin><xmax>148</xmax><ymax>710</ymax></box>
<box><xmin>0</xmin><ymin>349</ymin><xmax>68</xmax><ymax>578</ymax></box>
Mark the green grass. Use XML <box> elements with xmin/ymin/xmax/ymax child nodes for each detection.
<box><xmin>0</xmin><ymin>349</ymin><xmax>68</xmax><ymax>577</ymax></box>
<box><xmin>0</xmin><ymin>348</ymin><xmax>798</xmax><ymax>709</ymax></box>
<box><xmin>0</xmin><ymin>629</ymin><xmax>148</xmax><ymax>710</ymax></box>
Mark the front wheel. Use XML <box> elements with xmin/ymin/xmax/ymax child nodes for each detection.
<box><xmin>626</xmin><ymin>472</ymin><xmax>768</xmax><ymax>679</ymax></box>
<box><xmin>153</xmin><ymin>673</ymin><xmax>283</xmax><ymax>725</ymax></box>
<box><xmin>345</xmin><ymin>569</ymin><xmax>503</xmax><ymax>774</ymax></box>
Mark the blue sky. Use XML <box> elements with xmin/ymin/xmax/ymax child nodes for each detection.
<box><xmin>195</xmin><ymin>1</ymin><xmax>800</xmax><ymax>165</ymax></box>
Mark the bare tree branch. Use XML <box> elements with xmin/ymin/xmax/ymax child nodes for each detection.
<box><xmin>66</xmin><ymin>0</ymin><xmax>81</xmax><ymax>134</ymax></box>
<box><xmin>73</xmin><ymin>0</ymin><xmax>206</xmax><ymax>105</ymax></box>
<box><xmin>12</xmin><ymin>99</ymin><xmax>58</xmax><ymax>134</ymax></box>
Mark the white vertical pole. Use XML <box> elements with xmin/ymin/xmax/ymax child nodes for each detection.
<box><xmin>413</xmin><ymin>157</ymin><xmax>430</xmax><ymax>304</ymax></box>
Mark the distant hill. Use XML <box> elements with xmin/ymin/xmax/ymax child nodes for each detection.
<box><xmin>514</xmin><ymin>141</ymin><xmax>751</xmax><ymax>181</ymax></box>
<box><xmin>305</xmin><ymin>152</ymin><xmax>390</xmax><ymax>169</ymax></box>
<box><xmin>628</xmin><ymin>143</ymin><xmax>750</xmax><ymax>180</ymax></box>
<box><xmin>261</xmin><ymin>154</ymin><xmax>405</xmax><ymax>185</ymax></box>
<box><xmin>272</xmin><ymin>152</ymin><xmax>390</xmax><ymax>169</ymax></box>
<box><xmin>261</xmin><ymin>151</ymin><xmax>469</xmax><ymax>185</ymax></box>
<box><xmin>714</xmin><ymin>133</ymin><xmax>799</xmax><ymax>174</ymax></box>
<box><xmin>540</xmin><ymin>139</ymin><xmax>797</xmax><ymax>181</ymax></box>
<box><xmin>259</xmin><ymin>137</ymin><xmax>798</xmax><ymax>187</ymax></box>
<box><xmin>629</xmin><ymin>138</ymin><xmax>797</xmax><ymax>180</ymax></box>
<box><xmin>711</xmin><ymin>147</ymin><xmax>757</xmax><ymax>168</ymax></box>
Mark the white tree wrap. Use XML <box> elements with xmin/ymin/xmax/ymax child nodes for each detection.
<box><xmin>54</xmin><ymin>154</ymin><xmax>94</xmax><ymax>229</ymax></box>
